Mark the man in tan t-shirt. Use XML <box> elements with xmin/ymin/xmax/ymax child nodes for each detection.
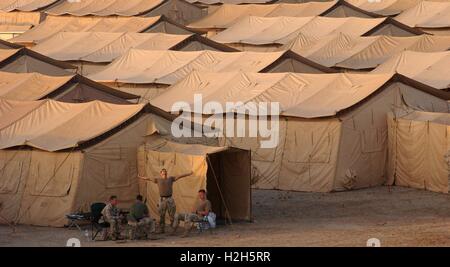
<box><xmin>172</xmin><ymin>189</ymin><xmax>212</xmax><ymax>237</ymax></box>
<box><xmin>138</xmin><ymin>168</ymin><xmax>192</xmax><ymax>233</ymax></box>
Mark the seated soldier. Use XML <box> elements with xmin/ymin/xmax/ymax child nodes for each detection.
<box><xmin>101</xmin><ymin>195</ymin><xmax>121</xmax><ymax>241</ymax></box>
<box><xmin>172</xmin><ymin>189</ymin><xmax>212</xmax><ymax>237</ymax></box>
<box><xmin>128</xmin><ymin>195</ymin><xmax>154</xmax><ymax>240</ymax></box>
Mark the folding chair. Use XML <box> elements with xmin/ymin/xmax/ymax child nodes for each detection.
<box><xmin>90</xmin><ymin>202</ymin><xmax>109</xmax><ymax>241</ymax></box>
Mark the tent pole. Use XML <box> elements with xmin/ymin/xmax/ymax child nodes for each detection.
<box><xmin>206</xmin><ymin>155</ymin><xmax>233</xmax><ymax>225</ymax></box>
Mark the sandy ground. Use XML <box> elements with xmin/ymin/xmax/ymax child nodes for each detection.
<box><xmin>1</xmin><ymin>186</ymin><xmax>449</xmax><ymax>247</ymax></box>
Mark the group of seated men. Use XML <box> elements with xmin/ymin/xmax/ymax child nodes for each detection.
<box><xmin>100</xmin><ymin>168</ymin><xmax>213</xmax><ymax>240</ymax></box>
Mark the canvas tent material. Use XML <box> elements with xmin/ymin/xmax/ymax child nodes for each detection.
<box><xmin>138</xmin><ymin>135</ymin><xmax>251</xmax><ymax>221</ymax></box>
<box><xmin>395</xmin><ymin>1</ymin><xmax>450</xmax><ymax>35</ymax></box>
<box><xmin>0</xmin><ymin>99</ymin><xmax>173</xmax><ymax>226</ymax></box>
<box><xmin>281</xmin><ymin>33</ymin><xmax>450</xmax><ymax>69</ymax></box>
<box><xmin>150</xmin><ymin>71</ymin><xmax>450</xmax><ymax>192</ymax></box>
<box><xmin>188</xmin><ymin>1</ymin><xmax>338</xmax><ymax>31</ymax></box>
<box><xmin>0</xmin><ymin>48</ymin><xmax>77</xmax><ymax>76</ymax></box>
<box><xmin>0</xmin><ymin>0</ymin><xmax>58</xmax><ymax>12</ymax></box>
<box><xmin>0</xmin><ymin>11</ymin><xmax>45</xmax><ymax>40</ymax></box>
<box><xmin>387</xmin><ymin>110</ymin><xmax>450</xmax><ymax>194</ymax></box>
<box><xmin>345</xmin><ymin>0</ymin><xmax>424</xmax><ymax>16</ymax></box>
<box><xmin>186</xmin><ymin>0</ymin><xmax>272</xmax><ymax>4</ymax></box>
<box><xmin>46</xmin><ymin>0</ymin><xmax>206</xmax><ymax>24</ymax></box>
<box><xmin>0</xmin><ymin>71</ymin><xmax>138</xmax><ymax>103</ymax></box>
<box><xmin>0</xmin><ymin>39</ymin><xmax>22</xmax><ymax>49</ymax></box>
<box><xmin>210</xmin><ymin>16</ymin><xmax>421</xmax><ymax>50</ymax></box>
<box><xmin>31</xmin><ymin>32</ymin><xmax>236</xmax><ymax>75</ymax></box>
<box><xmin>9</xmin><ymin>15</ymin><xmax>198</xmax><ymax>46</ymax></box>
<box><xmin>88</xmin><ymin>49</ymin><xmax>334</xmax><ymax>101</ymax></box>
<box><xmin>372</xmin><ymin>51</ymin><xmax>450</xmax><ymax>90</ymax></box>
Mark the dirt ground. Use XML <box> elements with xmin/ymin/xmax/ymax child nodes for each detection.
<box><xmin>1</xmin><ymin>186</ymin><xmax>449</xmax><ymax>247</ymax></box>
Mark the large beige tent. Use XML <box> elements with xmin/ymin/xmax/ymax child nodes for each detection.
<box><xmin>210</xmin><ymin>16</ymin><xmax>422</xmax><ymax>51</ymax></box>
<box><xmin>31</xmin><ymin>32</ymin><xmax>236</xmax><ymax>75</ymax></box>
<box><xmin>9</xmin><ymin>15</ymin><xmax>199</xmax><ymax>46</ymax></box>
<box><xmin>138</xmin><ymin>135</ymin><xmax>251</xmax><ymax>221</ymax></box>
<box><xmin>188</xmin><ymin>1</ymin><xmax>338</xmax><ymax>33</ymax></box>
<box><xmin>345</xmin><ymin>0</ymin><xmax>423</xmax><ymax>16</ymax></box>
<box><xmin>0</xmin><ymin>71</ymin><xmax>138</xmax><ymax>103</ymax></box>
<box><xmin>281</xmin><ymin>33</ymin><xmax>450</xmax><ymax>69</ymax></box>
<box><xmin>88</xmin><ymin>49</ymin><xmax>334</xmax><ymax>101</ymax></box>
<box><xmin>395</xmin><ymin>1</ymin><xmax>450</xmax><ymax>35</ymax></box>
<box><xmin>0</xmin><ymin>48</ymin><xmax>77</xmax><ymax>76</ymax></box>
<box><xmin>0</xmin><ymin>99</ymin><xmax>165</xmax><ymax>227</ymax></box>
<box><xmin>0</xmin><ymin>11</ymin><xmax>44</xmax><ymax>40</ymax></box>
<box><xmin>46</xmin><ymin>0</ymin><xmax>206</xmax><ymax>24</ymax></box>
<box><xmin>372</xmin><ymin>51</ymin><xmax>450</xmax><ymax>90</ymax></box>
<box><xmin>387</xmin><ymin>110</ymin><xmax>450</xmax><ymax>194</ymax></box>
<box><xmin>150</xmin><ymin>71</ymin><xmax>449</xmax><ymax>192</ymax></box>
<box><xmin>0</xmin><ymin>0</ymin><xmax>57</xmax><ymax>12</ymax></box>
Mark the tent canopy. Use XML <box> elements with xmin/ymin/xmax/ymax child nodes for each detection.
<box><xmin>372</xmin><ymin>51</ymin><xmax>450</xmax><ymax>90</ymax></box>
<box><xmin>88</xmin><ymin>49</ymin><xmax>300</xmax><ymax>84</ymax></box>
<box><xmin>210</xmin><ymin>16</ymin><xmax>389</xmax><ymax>45</ymax></box>
<box><xmin>189</xmin><ymin>1</ymin><xmax>338</xmax><ymax>29</ymax></box>
<box><xmin>9</xmin><ymin>15</ymin><xmax>171</xmax><ymax>45</ymax></box>
<box><xmin>150</xmin><ymin>71</ymin><xmax>395</xmax><ymax>118</ymax></box>
<box><xmin>32</xmin><ymin>32</ymin><xmax>193</xmax><ymax>63</ymax></box>
<box><xmin>0</xmin><ymin>99</ymin><xmax>145</xmax><ymax>151</ymax></box>
<box><xmin>46</xmin><ymin>0</ymin><xmax>165</xmax><ymax>16</ymax></box>
<box><xmin>395</xmin><ymin>1</ymin><xmax>450</xmax><ymax>28</ymax></box>
<box><xmin>282</xmin><ymin>33</ymin><xmax>450</xmax><ymax>69</ymax></box>
<box><xmin>0</xmin><ymin>0</ymin><xmax>57</xmax><ymax>12</ymax></box>
<box><xmin>345</xmin><ymin>0</ymin><xmax>423</xmax><ymax>16</ymax></box>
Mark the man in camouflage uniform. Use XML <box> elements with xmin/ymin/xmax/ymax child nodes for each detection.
<box><xmin>138</xmin><ymin>168</ymin><xmax>193</xmax><ymax>233</ymax></box>
<box><xmin>101</xmin><ymin>195</ymin><xmax>121</xmax><ymax>240</ymax></box>
<box><xmin>128</xmin><ymin>194</ymin><xmax>155</xmax><ymax>239</ymax></box>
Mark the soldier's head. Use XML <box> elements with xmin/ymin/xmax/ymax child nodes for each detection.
<box><xmin>136</xmin><ymin>195</ymin><xmax>143</xmax><ymax>202</ymax></box>
<box><xmin>198</xmin><ymin>189</ymin><xmax>206</xmax><ymax>200</ymax></box>
<box><xmin>160</xmin><ymin>168</ymin><xmax>168</xmax><ymax>179</ymax></box>
<box><xmin>109</xmin><ymin>195</ymin><xmax>118</xmax><ymax>206</ymax></box>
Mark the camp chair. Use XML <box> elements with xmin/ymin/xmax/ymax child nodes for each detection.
<box><xmin>193</xmin><ymin>212</ymin><xmax>216</xmax><ymax>235</ymax></box>
<box><xmin>90</xmin><ymin>202</ymin><xmax>109</xmax><ymax>241</ymax></box>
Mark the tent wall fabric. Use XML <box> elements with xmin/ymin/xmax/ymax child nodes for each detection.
<box><xmin>9</xmin><ymin>15</ymin><xmax>197</xmax><ymax>46</ymax></box>
<box><xmin>0</xmin><ymin>48</ymin><xmax>77</xmax><ymax>76</ymax></box>
<box><xmin>88</xmin><ymin>49</ymin><xmax>333</xmax><ymax>101</ymax></box>
<box><xmin>137</xmin><ymin>135</ymin><xmax>251</xmax><ymax>221</ymax></box>
<box><xmin>46</xmin><ymin>0</ymin><xmax>206</xmax><ymax>24</ymax></box>
<box><xmin>31</xmin><ymin>32</ymin><xmax>236</xmax><ymax>75</ymax></box>
<box><xmin>210</xmin><ymin>16</ymin><xmax>421</xmax><ymax>50</ymax></box>
<box><xmin>372</xmin><ymin>51</ymin><xmax>450</xmax><ymax>90</ymax></box>
<box><xmin>150</xmin><ymin>71</ymin><xmax>449</xmax><ymax>192</ymax></box>
<box><xmin>281</xmin><ymin>33</ymin><xmax>450</xmax><ymax>69</ymax></box>
<box><xmin>188</xmin><ymin>1</ymin><xmax>338</xmax><ymax>31</ymax></box>
<box><xmin>0</xmin><ymin>109</ymin><xmax>163</xmax><ymax>226</ymax></box>
<box><xmin>395</xmin><ymin>1</ymin><xmax>450</xmax><ymax>35</ymax></box>
<box><xmin>387</xmin><ymin>111</ymin><xmax>450</xmax><ymax>193</ymax></box>
<box><xmin>0</xmin><ymin>0</ymin><xmax>58</xmax><ymax>12</ymax></box>
<box><xmin>345</xmin><ymin>0</ymin><xmax>424</xmax><ymax>16</ymax></box>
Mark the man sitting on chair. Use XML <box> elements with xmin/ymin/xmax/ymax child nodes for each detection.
<box><xmin>172</xmin><ymin>189</ymin><xmax>212</xmax><ymax>237</ymax></box>
<box><xmin>128</xmin><ymin>195</ymin><xmax>154</xmax><ymax>239</ymax></box>
<box><xmin>101</xmin><ymin>195</ymin><xmax>121</xmax><ymax>240</ymax></box>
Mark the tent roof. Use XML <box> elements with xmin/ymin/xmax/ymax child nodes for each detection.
<box><xmin>399</xmin><ymin>110</ymin><xmax>450</xmax><ymax>125</ymax></box>
<box><xmin>345</xmin><ymin>0</ymin><xmax>422</xmax><ymax>16</ymax></box>
<box><xmin>395</xmin><ymin>1</ymin><xmax>450</xmax><ymax>28</ymax></box>
<box><xmin>150</xmin><ymin>71</ymin><xmax>399</xmax><ymax>118</ymax></box>
<box><xmin>0</xmin><ymin>39</ymin><xmax>22</xmax><ymax>49</ymax></box>
<box><xmin>0</xmin><ymin>99</ymin><xmax>146</xmax><ymax>151</ymax></box>
<box><xmin>372</xmin><ymin>50</ymin><xmax>450</xmax><ymax>90</ymax></box>
<box><xmin>189</xmin><ymin>1</ymin><xmax>338</xmax><ymax>29</ymax></box>
<box><xmin>282</xmin><ymin>33</ymin><xmax>450</xmax><ymax>69</ymax></box>
<box><xmin>186</xmin><ymin>0</ymin><xmax>272</xmax><ymax>4</ymax></box>
<box><xmin>0</xmin><ymin>11</ymin><xmax>43</xmax><ymax>27</ymax></box>
<box><xmin>0</xmin><ymin>48</ymin><xmax>77</xmax><ymax>70</ymax></box>
<box><xmin>32</xmin><ymin>32</ymin><xmax>193</xmax><ymax>63</ymax></box>
<box><xmin>144</xmin><ymin>137</ymin><xmax>230</xmax><ymax>156</ymax></box>
<box><xmin>0</xmin><ymin>0</ymin><xmax>57</xmax><ymax>12</ymax></box>
<box><xmin>88</xmin><ymin>49</ymin><xmax>307</xmax><ymax>84</ymax></box>
<box><xmin>210</xmin><ymin>16</ymin><xmax>389</xmax><ymax>45</ymax></box>
<box><xmin>9</xmin><ymin>15</ymin><xmax>167</xmax><ymax>45</ymax></box>
<box><xmin>45</xmin><ymin>0</ymin><xmax>166</xmax><ymax>16</ymax></box>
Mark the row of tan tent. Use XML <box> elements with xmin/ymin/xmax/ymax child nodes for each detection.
<box><xmin>209</xmin><ymin>16</ymin><xmax>422</xmax><ymax>51</ymax></box>
<box><xmin>0</xmin><ymin>98</ymin><xmax>251</xmax><ymax>226</ymax></box>
<box><xmin>30</xmin><ymin>32</ymin><xmax>236</xmax><ymax>75</ymax></box>
<box><xmin>281</xmin><ymin>33</ymin><xmax>450</xmax><ymax>70</ymax></box>
<box><xmin>150</xmin><ymin>71</ymin><xmax>449</xmax><ymax>191</ymax></box>
<box><xmin>87</xmin><ymin>49</ymin><xmax>333</xmax><ymax>101</ymax></box>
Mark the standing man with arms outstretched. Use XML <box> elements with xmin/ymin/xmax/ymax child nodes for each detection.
<box><xmin>138</xmin><ymin>169</ymin><xmax>193</xmax><ymax>233</ymax></box>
